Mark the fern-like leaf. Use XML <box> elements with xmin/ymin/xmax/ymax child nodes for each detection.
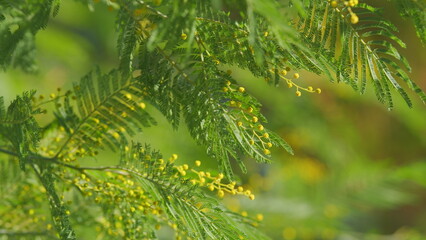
<box><xmin>391</xmin><ymin>0</ymin><xmax>426</xmax><ymax>44</ymax></box>
<box><xmin>0</xmin><ymin>0</ymin><xmax>59</xmax><ymax>72</ymax></box>
<box><xmin>54</xmin><ymin>143</ymin><xmax>268</xmax><ymax>239</ymax></box>
<box><xmin>0</xmin><ymin>92</ymin><xmax>41</xmax><ymax>169</ymax></box>
<box><xmin>55</xmin><ymin>68</ymin><xmax>156</xmax><ymax>158</ymax></box>
<box><xmin>297</xmin><ymin>1</ymin><xmax>426</xmax><ymax>108</ymax></box>
<box><xmin>118</xmin><ymin>143</ymin><xmax>270</xmax><ymax>240</ymax></box>
<box><xmin>137</xmin><ymin>46</ymin><xmax>292</xmax><ymax>179</ymax></box>
<box><xmin>33</xmin><ymin>163</ymin><xmax>76</xmax><ymax>240</ymax></box>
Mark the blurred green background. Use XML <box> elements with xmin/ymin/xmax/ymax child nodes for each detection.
<box><xmin>1</xmin><ymin>1</ymin><xmax>426</xmax><ymax>239</ymax></box>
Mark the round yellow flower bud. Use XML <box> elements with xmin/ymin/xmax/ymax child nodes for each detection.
<box><xmin>218</xmin><ymin>190</ymin><xmax>225</xmax><ymax>198</ymax></box>
<box><xmin>351</xmin><ymin>15</ymin><xmax>359</xmax><ymax>24</ymax></box>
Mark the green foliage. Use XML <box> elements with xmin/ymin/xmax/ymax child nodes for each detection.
<box><xmin>118</xmin><ymin>144</ymin><xmax>267</xmax><ymax>239</ymax></box>
<box><xmin>296</xmin><ymin>1</ymin><xmax>426</xmax><ymax>108</ymax></box>
<box><xmin>0</xmin><ymin>92</ymin><xmax>42</xmax><ymax>170</ymax></box>
<box><xmin>34</xmin><ymin>164</ymin><xmax>76</xmax><ymax>240</ymax></box>
<box><xmin>0</xmin><ymin>0</ymin><xmax>60</xmax><ymax>72</ymax></box>
<box><xmin>0</xmin><ymin>0</ymin><xmax>425</xmax><ymax>239</ymax></box>
<box><xmin>55</xmin><ymin>67</ymin><xmax>156</xmax><ymax>155</ymax></box>
<box><xmin>137</xmin><ymin>47</ymin><xmax>292</xmax><ymax>178</ymax></box>
<box><xmin>391</xmin><ymin>0</ymin><xmax>426</xmax><ymax>45</ymax></box>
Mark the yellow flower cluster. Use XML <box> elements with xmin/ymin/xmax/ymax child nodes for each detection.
<box><xmin>237</xmin><ymin>119</ymin><xmax>273</xmax><ymax>155</ymax></box>
<box><xmin>268</xmin><ymin>67</ymin><xmax>321</xmax><ymax>97</ymax></box>
<box><xmin>32</xmin><ymin>88</ymin><xmax>72</xmax><ymax>111</ymax></box>
<box><xmin>174</xmin><ymin>160</ymin><xmax>256</xmax><ymax>200</ymax></box>
<box><xmin>329</xmin><ymin>0</ymin><xmax>360</xmax><ymax>24</ymax></box>
<box><xmin>223</xmin><ymin>80</ymin><xmax>275</xmax><ymax>155</ymax></box>
<box><xmin>1</xmin><ymin>207</ymin><xmax>50</xmax><ymax>233</ymax></box>
<box><xmin>222</xmin><ymin>79</ymin><xmax>246</xmax><ymax>94</ymax></box>
<box><xmin>66</xmin><ymin>170</ymin><xmax>166</xmax><ymax>238</ymax></box>
<box><xmin>345</xmin><ymin>0</ymin><xmax>359</xmax><ymax>7</ymax></box>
